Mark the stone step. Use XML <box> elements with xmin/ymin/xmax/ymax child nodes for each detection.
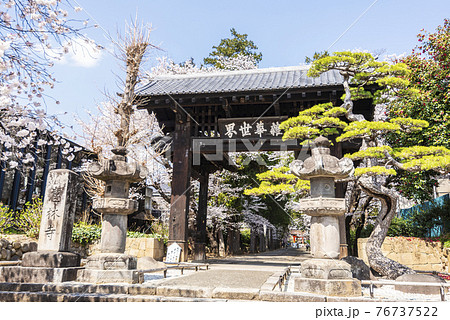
<box><xmin>0</xmin><ymin>290</ymin><xmax>229</xmax><ymax>302</ymax></box>
<box><xmin>0</xmin><ymin>282</ymin><xmax>159</xmax><ymax>296</ymax></box>
<box><xmin>0</xmin><ymin>281</ymin><xmax>376</xmax><ymax>302</ymax></box>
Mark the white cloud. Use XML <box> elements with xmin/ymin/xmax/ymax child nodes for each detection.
<box><xmin>65</xmin><ymin>37</ymin><xmax>103</xmax><ymax>68</ymax></box>
<box><xmin>383</xmin><ymin>52</ymin><xmax>407</xmax><ymax>62</ymax></box>
<box><xmin>34</xmin><ymin>36</ymin><xmax>103</xmax><ymax>68</ymax></box>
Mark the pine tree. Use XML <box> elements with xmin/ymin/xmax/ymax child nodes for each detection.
<box><xmin>250</xmin><ymin>51</ymin><xmax>450</xmax><ymax>279</ymax></box>
<box><xmin>203</xmin><ymin>28</ymin><xmax>262</xmax><ymax>69</ymax></box>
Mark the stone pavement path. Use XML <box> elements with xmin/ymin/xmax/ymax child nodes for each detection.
<box><xmin>149</xmin><ymin>248</ymin><xmax>310</xmax><ymax>289</ymax></box>
<box><xmin>208</xmin><ymin>247</ymin><xmax>311</xmax><ymax>269</ymax></box>
<box><xmin>160</xmin><ymin>270</ymin><xmax>273</xmax><ymax>289</ymax></box>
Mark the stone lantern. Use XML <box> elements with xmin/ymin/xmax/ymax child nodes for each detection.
<box><xmin>77</xmin><ymin>147</ymin><xmax>146</xmax><ymax>283</ymax></box>
<box><xmin>290</xmin><ymin>136</ymin><xmax>361</xmax><ymax>296</ymax></box>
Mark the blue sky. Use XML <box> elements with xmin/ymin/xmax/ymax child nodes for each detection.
<box><xmin>48</xmin><ymin>0</ymin><xmax>450</xmax><ymax>140</ymax></box>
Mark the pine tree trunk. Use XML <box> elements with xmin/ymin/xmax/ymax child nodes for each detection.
<box><xmin>359</xmin><ymin>179</ymin><xmax>415</xmax><ymax>279</ymax></box>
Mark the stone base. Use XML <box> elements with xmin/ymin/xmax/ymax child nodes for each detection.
<box><xmin>395</xmin><ymin>273</ymin><xmax>448</xmax><ymax>295</ymax></box>
<box><xmin>294</xmin><ymin>276</ymin><xmax>361</xmax><ymax>297</ymax></box>
<box><xmin>0</xmin><ymin>266</ymin><xmax>81</xmax><ymax>283</ymax></box>
<box><xmin>76</xmin><ymin>269</ymin><xmax>142</xmax><ymax>284</ymax></box>
<box><xmin>22</xmin><ymin>251</ymin><xmax>80</xmax><ymax>268</ymax></box>
<box><xmin>85</xmin><ymin>253</ymin><xmax>137</xmax><ymax>270</ymax></box>
<box><xmin>301</xmin><ymin>259</ymin><xmax>352</xmax><ymax>279</ymax></box>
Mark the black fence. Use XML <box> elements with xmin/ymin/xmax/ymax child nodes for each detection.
<box><xmin>0</xmin><ymin>137</ymin><xmax>94</xmax><ymax>215</ymax></box>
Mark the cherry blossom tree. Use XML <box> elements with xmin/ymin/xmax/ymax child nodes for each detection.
<box><xmin>0</xmin><ymin>0</ymin><xmax>94</xmax><ymax>170</ymax></box>
<box><xmin>76</xmin><ymin>20</ymin><xmax>175</xmax><ymax>206</ymax></box>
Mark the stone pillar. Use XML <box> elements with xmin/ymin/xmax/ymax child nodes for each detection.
<box><xmin>37</xmin><ymin>170</ymin><xmax>79</xmax><ymax>253</ymax></box>
<box><xmin>290</xmin><ymin>136</ymin><xmax>361</xmax><ymax>296</ymax></box>
<box><xmin>1</xmin><ymin>169</ymin><xmax>81</xmax><ymax>283</ymax></box>
<box><xmin>101</xmin><ymin>214</ymin><xmax>128</xmax><ymax>253</ymax></box>
<box><xmin>309</xmin><ymin>215</ymin><xmax>340</xmax><ymax>259</ymax></box>
<box><xmin>23</xmin><ymin>169</ymin><xmax>80</xmax><ymax>267</ymax></box>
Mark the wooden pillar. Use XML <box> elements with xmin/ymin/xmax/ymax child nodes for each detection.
<box><xmin>334</xmin><ymin>141</ymin><xmax>348</xmax><ymax>258</ymax></box>
<box><xmin>56</xmin><ymin>145</ymin><xmax>62</xmax><ymax>169</ymax></box>
<box><xmin>26</xmin><ymin>142</ymin><xmax>39</xmax><ymax>203</ymax></box>
<box><xmin>9</xmin><ymin>169</ymin><xmax>21</xmax><ymax>212</ymax></box>
<box><xmin>194</xmin><ymin>171</ymin><xmax>209</xmax><ymax>261</ymax></box>
<box><xmin>81</xmin><ymin>189</ymin><xmax>87</xmax><ymax>215</ymax></box>
<box><xmin>40</xmin><ymin>144</ymin><xmax>52</xmax><ymax>198</ymax></box>
<box><xmin>25</xmin><ymin>164</ymin><xmax>37</xmax><ymax>203</ymax></box>
<box><xmin>168</xmin><ymin>120</ymin><xmax>192</xmax><ymax>262</ymax></box>
<box><xmin>0</xmin><ymin>161</ymin><xmax>6</xmax><ymax>200</ymax></box>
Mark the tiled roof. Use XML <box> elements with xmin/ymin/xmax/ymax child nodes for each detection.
<box><xmin>137</xmin><ymin>66</ymin><xmax>344</xmax><ymax>97</ymax></box>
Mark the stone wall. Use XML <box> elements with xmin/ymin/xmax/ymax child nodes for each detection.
<box><xmin>1</xmin><ymin>234</ymin><xmax>165</xmax><ymax>262</ymax></box>
<box><xmin>358</xmin><ymin>237</ymin><xmax>449</xmax><ymax>272</ymax></box>
<box><xmin>0</xmin><ymin>235</ymin><xmax>38</xmax><ymax>261</ymax></box>
<box><xmin>72</xmin><ymin>237</ymin><xmax>165</xmax><ymax>261</ymax></box>
<box><xmin>125</xmin><ymin>238</ymin><xmax>164</xmax><ymax>260</ymax></box>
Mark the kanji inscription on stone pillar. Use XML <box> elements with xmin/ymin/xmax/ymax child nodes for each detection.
<box><xmin>38</xmin><ymin>169</ymin><xmax>78</xmax><ymax>252</ymax></box>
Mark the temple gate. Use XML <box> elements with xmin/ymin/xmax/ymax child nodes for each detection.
<box><xmin>137</xmin><ymin>66</ymin><xmax>374</xmax><ymax>261</ymax></box>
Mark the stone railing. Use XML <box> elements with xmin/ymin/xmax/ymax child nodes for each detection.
<box><xmin>358</xmin><ymin>237</ymin><xmax>449</xmax><ymax>273</ymax></box>
<box><xmin>72</xmin><ymin>237</ymin><xmax>165</xmax><ymax>261</ymax></box>
<box><xmin>0</xmin><ymin>235</ymin><xmax>38</xmax><ymax>261</ymax></box>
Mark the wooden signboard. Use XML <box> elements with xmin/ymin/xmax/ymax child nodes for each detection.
<box><xmin>218</xmin><ymin>116</ymin><xmax>288</xmax><ymax>139</ymax></box>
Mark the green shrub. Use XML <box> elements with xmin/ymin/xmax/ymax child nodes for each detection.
<box><xmin>149</xmin><ymin>221</ymin><xmax>169</xmax><ymax>244</ymax></box>
<box><xmin>387</xmin><ymin>217</ymin><xmax>414</xmax><ymax>237</ymax></box>
<box><xmin>127</xmin><ymin>231</ymin><xmax>167</xmax><ymax>244</ymax></box>
<box><xmin>407</xmin><ymin>198</ymin><xmax>450</xmax><ymax>237</ymax></box>
<box><xmin>240</xmin><ymin>228</ymin><xmax>251</xmax><ymax>251</ymax></box>
<box><xmin>0</xmin><ymin>204</ymin><xmax>14</xmax><ymax>233</ymax></box>
<box><xmin>71</xmin><ymin>223</ymin><xmax>168</xmax><ymax>245</ymax></box>
<box><xmin>127</xmin><ymin>230</ymin><xmax>157</xmax><ymax>238</ymax></box>
<box><xmin>72</xmin><ymin>222</ymin><xmax>101</xmax><ymax>245</ymax></box>
<box><xmin>439</xmin><ymin>233</ymin><xmax>450</xmax><ymax>248</ymax></box>
<box><xmin>15</xmin><ymin>198</ymin><xmax>43</xmax><ymax>239</ymax></box>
